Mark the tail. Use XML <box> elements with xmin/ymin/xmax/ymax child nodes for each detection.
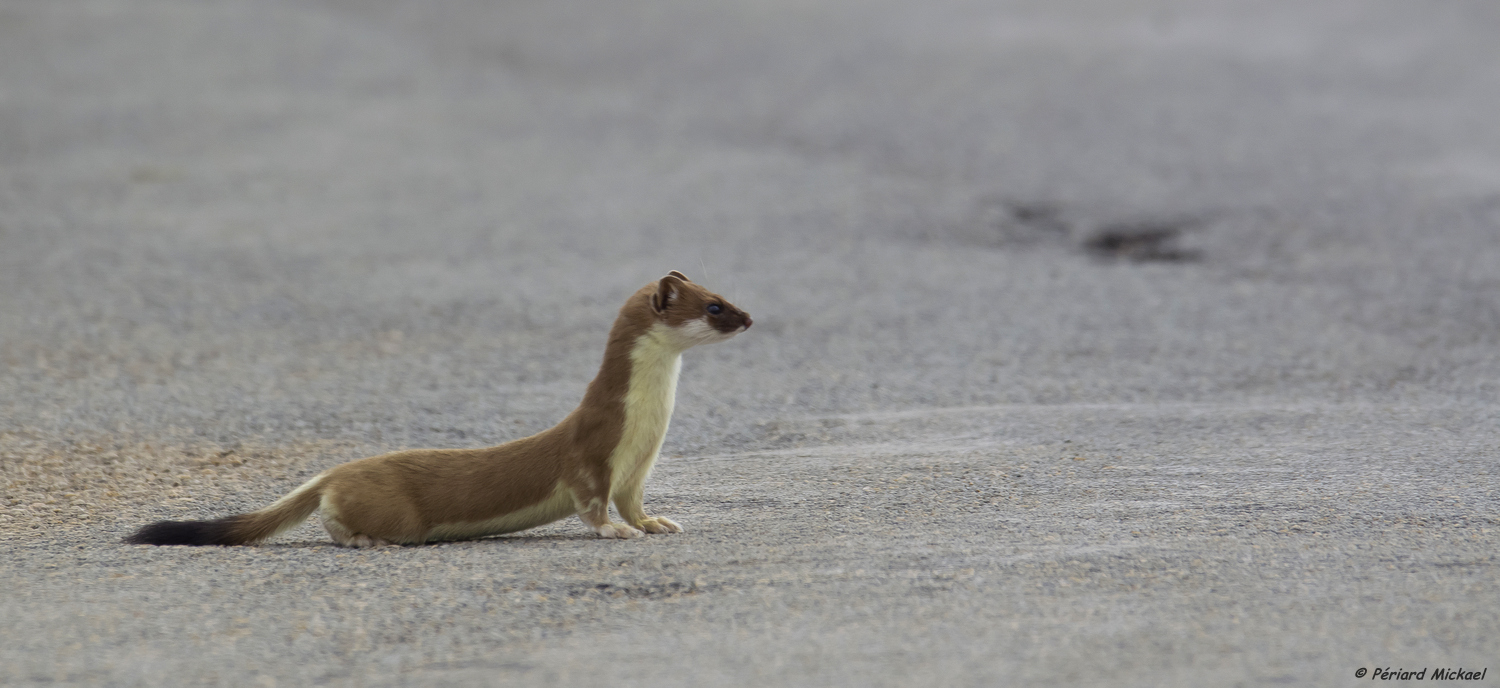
<box><xmin>124</xmin><ymin>474</ymin><xmax>327</xmax><ymax>546</ymax></box>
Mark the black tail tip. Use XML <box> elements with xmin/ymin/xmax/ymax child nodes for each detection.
<box><xmin>124</xmin><ymin>518</ymin><xmax>237</xmax><ymax>546</ymax></box>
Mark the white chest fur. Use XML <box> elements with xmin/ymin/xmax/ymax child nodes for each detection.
<box><xmin>607</xmin><ymin>324</ymin><xmax>685</xmax><ymax>494</ymax></box>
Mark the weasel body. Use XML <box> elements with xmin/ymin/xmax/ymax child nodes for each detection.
<box><xmin>126</xmin><ymin>272</ymin><xmax>751</xmax><ymax>547</ymax></box>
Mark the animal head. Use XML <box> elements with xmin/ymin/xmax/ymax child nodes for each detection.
<box><xmin>647</xmin><ymin>270</ymin><xmax>752</xmax><ymax>348</ymax></box>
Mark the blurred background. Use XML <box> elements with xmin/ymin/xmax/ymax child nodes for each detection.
<box><xmin>3</xmin><ymin>1</ymin><xmax>1498</xmax><ymax>456</ymax></box>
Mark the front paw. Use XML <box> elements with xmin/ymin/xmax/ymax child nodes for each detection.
<box><xmin>595</xmin><ymin>522</ymin><xmax>645</xmax><ymax>539</ymax></box>
<box><xmin>635</xmin><ymin>516</ymin><xmax>683</xmax><ymax>534</ymax></box>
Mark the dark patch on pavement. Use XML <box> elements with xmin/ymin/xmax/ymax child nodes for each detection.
<box><xmin>1083</xmin><ymin>218</ymin><xmax>1204</xmax><ymax>263</ymax></box>
<box><xmin>987</xmin><ymin>199</ymin><xmax>1207</xmax><ymax>263</ymax></box>
<box><xmin>993</xmin><ymin>200</ymin><xmax>1073</xmax><ymax>246</ymax></box>
<box><xmin>570</xmin><ymin>580</ymin><xmax>713</xmax><ymax>599</ymax></box>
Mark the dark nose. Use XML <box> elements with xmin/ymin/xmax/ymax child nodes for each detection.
<box><xmin>743</xmin><ymin>314</ymin><xmax>753</xmax><ymax>329</ymax></box>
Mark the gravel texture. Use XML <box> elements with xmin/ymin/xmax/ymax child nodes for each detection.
<box><xmin>2</xmin><ymin>1</ymin><xmax>1498</xmax><ymax>686</ymax></box>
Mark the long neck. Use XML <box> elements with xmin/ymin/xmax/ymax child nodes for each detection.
<box><xmin>612</xmin><ymin>324</ymin><xmax>684</xmax><ymax>474</ymax></box>
<box><xmin>580</xmin><ymin>314</ymin><xmax>652</xmax><ymax>410</ymax></box>
<box><xmin>625</xmin><ymin>325</ymin><xmax>685</xmax><ymax>417</ymax></box>
<box><xmin>571</xmin><ymin>319</ymin><xmax>683</xmax><ymax>462</ymax></box>
<box><xmin>583</xmin><ymin>322</ymin><xmax>684</xmax><ymax>403</ymax></box>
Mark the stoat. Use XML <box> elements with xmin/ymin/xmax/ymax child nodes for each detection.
<box><xmin>125</xmin><ymin>271</ymin><xmax>751</xmax><ymax>547</ymax></box>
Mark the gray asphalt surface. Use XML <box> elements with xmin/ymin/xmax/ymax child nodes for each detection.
<box><xmin>2</xmin><ymin>1</ymin><xmax>1498</xmax><ymax>686</ymax></box>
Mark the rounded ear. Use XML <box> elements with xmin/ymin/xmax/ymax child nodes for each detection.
<box><xmin>667</xmin><ymin>270</ymin><xmax>690</xmax><ymax>282</ymax></box>
<box><xmin>651</xmin><ymin>275</ymin><xmax>685</xmax><ymax>314</ymax></box>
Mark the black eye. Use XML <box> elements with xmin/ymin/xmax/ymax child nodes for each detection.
<box><xmin>707</xmin><ymin>304</ymin><xmax>723</xmax><ymax>315</ymax></box>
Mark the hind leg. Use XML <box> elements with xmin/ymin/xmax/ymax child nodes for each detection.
<box><xmin>321</xmin><ymin>513</ymin><xmax>396</xmax><ymax>548</ymax></box>
<box><xmin>345</xmin><ymin>533</ymin><xmax>395</xmax><ymax>548</ymax></box>
<box><xmin>317</xmin><ymin>482</ymin><xmax>425</xmax><ymax>547</ymax></box>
